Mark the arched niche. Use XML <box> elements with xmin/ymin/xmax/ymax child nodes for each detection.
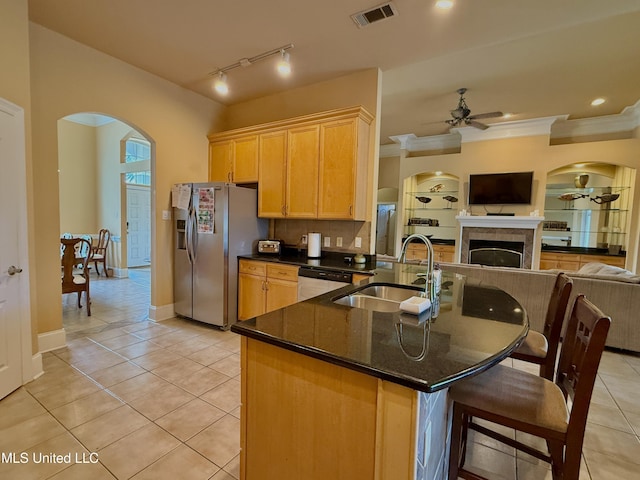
<box><xmin>544</xmin><ymin>162</ymin><xmax>635</xmax><ymax>254</ymax></box>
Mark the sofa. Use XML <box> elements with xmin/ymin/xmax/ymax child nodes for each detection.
<box><xmin>440</xmin><ymin>262</ymin><xmax>640</xmax><ymax>353</ymax></box>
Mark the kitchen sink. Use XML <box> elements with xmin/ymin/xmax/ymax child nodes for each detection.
<box><xmin>332</xmin><ymin>283</ymin><xmax>424</xmax><ymax>312</ymax></box>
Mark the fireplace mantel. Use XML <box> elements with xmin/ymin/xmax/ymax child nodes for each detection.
<box><xmin>456</xmin><ymin>216</ymin><xmax>544</xmax><ymax>268</ymax></box>
<box><xmin>456</xmin><ymin>215</ymin><xmax>544</xmax><ymax>229</ymax></box>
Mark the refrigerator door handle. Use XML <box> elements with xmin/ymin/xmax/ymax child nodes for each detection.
<box><xmin>189</xmin><ymin>206</ymin><xmax>199</xmax><ymax>262</ymax></box>
<box><xmin>185</xmin><ymin>207</ymin><xmax>194</xmax><ymax>265</ymax></box>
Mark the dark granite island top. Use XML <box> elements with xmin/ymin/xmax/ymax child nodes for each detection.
<box><xmin>232</xmin><ymin>261</ymin><xmax>529</xmax><ymax>392</ymax></box>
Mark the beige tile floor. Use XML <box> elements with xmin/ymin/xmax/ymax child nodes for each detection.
<box><xmin>1</xmin><ymin>268</ymin><xmax>640</xmax><ymax>479</ymax></box>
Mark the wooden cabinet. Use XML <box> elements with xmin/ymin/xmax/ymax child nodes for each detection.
<box><xmin>238</xmin><ymin>260</ymin><xmax>299</xmax><ymax>320</ymax></box>
<box><xmin>208</xmin><ymin>135</ymin><xmax>258</xmax><ymax>183</ymax></box>
<box><xmin>403</xmin><ymin>243</ymin><xmax>454</xmax><ymax>263</ymax></box>
<box><xmin>318</xmin><ymin>117</ymin><xmax>370</xmax><ymax>220</ymax></box>
<box><xmin>539</xmin><ymin>252</ymin><xmax>625</xmax><ymax>271</ymax></box>
<box><xmin>210</xmin><ymin>106</ymin><xmax>373</xmax><ymax>220</ymax></box>
<box><xmin>286</xmin><ymin>125</ymin><xmax>319</xmax><ymax>218</ymax></box>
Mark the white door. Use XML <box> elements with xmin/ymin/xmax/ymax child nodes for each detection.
<box><xmin>127</xmin><ymin>185</ymin><xmax>151</xmax><ymax>267</ymax></box>
<box><xmin>0</xmin><ymin>99</ymin><xmax>29</xmax><ymax>399</ymax></box>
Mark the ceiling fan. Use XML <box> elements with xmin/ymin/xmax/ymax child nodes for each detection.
<box><xmin>444</xmin><ymin>88</ymin><xmax>503</xmax><ymax>130</ymax></box>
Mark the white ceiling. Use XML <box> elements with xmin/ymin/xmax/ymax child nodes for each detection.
<box><xmin>28</xmin><ymin>0</ymin><xmax>640</xmax><ymax>143</ymax></box>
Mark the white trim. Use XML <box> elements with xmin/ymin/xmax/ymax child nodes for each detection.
<box><xmin>456</xmin><ymin>215</ymin><xmax>544</xmax><ymax>230</ymax></box>
<box><xmin>38</xmin><ymin>328</ymin><xmax>67</xmax><ymax>353</ymax></box>
<box><xmin>452</xmin><ymin>116</ymin><xmax>565</xmax><ymax>143</ymax></box>
<box><xmin>0</xmin><ymin>98</ymin><xmax>35</xmax><ymax>386</ymax></box>
<box><xmin>31</xmin><ymin>354</ymin><xmax>44</xmax><ymax>381</ymax></box>
<box><xmin>380</xmin><ymin>103</ymin><xmax>640</xmax><ymax>155</ymax></box>
<box><xmin>149</xmin><ymin>303</ymin><xmax>175</xmax><ymax>322</ymax></box>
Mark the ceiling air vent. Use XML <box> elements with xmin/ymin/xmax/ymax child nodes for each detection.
<box><xmin>351</xmin><ymin>2</ymin><xmax>398</xmax><ymax>28</ymax></box>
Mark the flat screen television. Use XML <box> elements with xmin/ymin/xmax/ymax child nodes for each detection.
<box><xmin>468</xmin><ymin>171</ymin><xmax>533</xmax><ymax>205</ymax></box>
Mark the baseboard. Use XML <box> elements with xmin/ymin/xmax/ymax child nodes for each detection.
<box><xmin>30</xmin><ymin>353</ymin><xmax>44</xmax><ymax>381</ymax></box>
<box><xmin>149</xmin><ymin>303</ymin><xmax>175</xmax><ymax>322</ymax></box>
<box><xmin>109</xmin><ymin>267</ymin><xmax>127</xmax><ymax>278</ymax></box>
<box><xmin>38</xmin><ymin>328</ymin><xmax>67</xmax><ymax>353</ymax></box>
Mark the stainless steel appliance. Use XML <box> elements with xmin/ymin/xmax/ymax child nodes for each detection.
<box><xmin>257</xmin><ymin>239</ymin><xmax>282</xmax><ymax>255</ymax></box>
<box><xmin>297</xmin><ymin>267</ymin><xmax>352</xmax><ymax>302</ymax></box>
<box><xmin>174</xmin><ymin>183</ymin><xmax>268</xmax><ymax>328</ymax></box>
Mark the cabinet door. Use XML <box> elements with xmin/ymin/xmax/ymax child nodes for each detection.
<box><xmin>234</xmin><ymin>135</ymin><xmax>259</xmax><ymax>183</ymax></box>
<box><xmin>238</xmin><ymin>273</ymin><xmax>266</xmax><ymax>320</ymax></box>
<box><xmin>266</xmin><ymin>278</ymin><xmax>298</xmax><ymax>313</ymax></box>
<box><xmin>318</xmin><ymin>119</ymin><xmax>357</xmax><ymax>219</ymax></box>
<box><xmin>258</xmin><ymin>131</ymin><xmax>287</xmax><ymax>218</ymax></box>
<box><xmin>209</xmin><ymin>140</ymin><xmax>233</xmax><ymax>182</ymax></box>
<box><xmin>286</xmin><ymin>125</ymin><xmax>319</xmax><ymax>218</ymax></box>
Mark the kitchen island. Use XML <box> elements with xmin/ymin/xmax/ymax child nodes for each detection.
<box><xmin>231</xmin><ymin>262</ymin><xmax>528</xmax><ymax>480</ymax></box>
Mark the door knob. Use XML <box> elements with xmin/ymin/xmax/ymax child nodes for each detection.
<box><xmin>7</xmin><ymin>266</ymin><xmax>23</xmax><ymax>276</ymax></box>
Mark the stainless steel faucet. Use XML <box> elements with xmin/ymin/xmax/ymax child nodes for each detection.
<box><xmin>398</xmin><ymin>233</ymin><xmax>434</xmax><ymax>299</ymax></box>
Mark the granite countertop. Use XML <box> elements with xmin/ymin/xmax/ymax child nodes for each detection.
<box><xmin>239</xmin><ymin>249</ymin><xmax>377</xmax><ymax>274</ymax></box>
<box><xmin>231</xmin><ymin>262</ymin><xmax>529</xmax><ymax>393</ymax></box>
<box><xmin>540</xmin><ymin>245</ymin><xmax>626</xmax><ymax>257</ymax></box>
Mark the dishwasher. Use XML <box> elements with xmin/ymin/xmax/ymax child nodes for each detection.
<box><xmin>297</xmin><ymin>267</ymin><xmax>352</xmax><ymax>302</ymax></box>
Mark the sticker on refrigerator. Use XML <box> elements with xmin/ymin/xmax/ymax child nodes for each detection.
<box><xmin>196</xmin><ymin>187</ymin><xmax>215</xmax><ymax>233</ymax></box>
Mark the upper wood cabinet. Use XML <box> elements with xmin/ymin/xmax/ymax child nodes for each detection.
<box><xmin>208</xmin><ymin>134</ymin><xmax>258</xmax><ymax>183</ymax></box>
<box><xmin>318</xmin><ymin>117</ymin><xmax>369</xmax><ymax>220</ymax></box>
<box><xmin>208</xmin><ymin>106</ymin><xmax>374</xmax><ymax>220</ymax></box>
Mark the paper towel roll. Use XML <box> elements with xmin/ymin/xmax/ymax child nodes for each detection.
<box><xmin>308</xmin><ymin>232</ymin><xmax>322</xmax><ymax>258</ymax></box>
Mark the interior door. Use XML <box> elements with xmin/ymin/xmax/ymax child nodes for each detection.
<box><xmin>127</xmin><ymin>184</ymin><xmax>151</xmax><ymax>267</ymax></box>
<box><xmin>0</xmin><ymin>99</ymin><xmax>28</xmax><ymax>399</ymax></box>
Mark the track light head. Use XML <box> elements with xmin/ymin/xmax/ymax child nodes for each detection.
<box><xmin>213</xmin><ymin>72</ymin><xmax>228</xmax><ymax>95</ymax></box>
<box><xmin>277</xmin><ymin>50</ymin><xmax>291</xmax><ymax>77</ymax></box>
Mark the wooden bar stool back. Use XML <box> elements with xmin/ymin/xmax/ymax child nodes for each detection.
<box><xmin>510</xmin><ymin>272</ymin><xmax>573</xmax><ymax>380</ymax></box>
<box><xmin>448</xmin><ymin>294</ymin><xmax>610</xmax><ymax>480</ymax></box>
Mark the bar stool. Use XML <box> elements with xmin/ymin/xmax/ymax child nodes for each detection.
<box><xmin>448</xmin><ymin>294</ymin><xmax>610</xmax><ymax>480</ymax></box>
<box><xmin>510</xmin><ymin>272</ymin><xmax>573</xmax><ymax>380</ymax></box>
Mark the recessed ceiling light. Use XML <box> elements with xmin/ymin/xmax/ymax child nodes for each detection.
<box><xmin>591</xmin><ymin>98</ymin><xmax>606</xmax><ymax>106</ymax></box>
<box><xmin>435</xmin><ymin>171</ymin><xmax>443</xmax><ymax>176</ymax></box>
<box><xmin>502</xmin><ymin>113</ymin><xmax>513</xmax><ymax>119</ymax></box>
<box><xmin>435</xmin><ymin>0</ymin><xmax>454</xmax><ymax>10</ymax></box>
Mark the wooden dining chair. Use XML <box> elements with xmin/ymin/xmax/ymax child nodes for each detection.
<box><xmin>92</xmin><ymin>228</ymin><xmax>111</xmax><ymax>277</ymax></box>
<box><xmin>61</xmin><ymin>237</ymin><xmax>92</xmax><ymax>315</ymax></box>
<box><xmin>448</xmin><ymin>294</ymin><xmax>610</xmax><ymax>480</ymax></box>
<box><xmin>510</xmin><ymin>272</ymin><xmax>573</xmax><ymax>380</ymax></box>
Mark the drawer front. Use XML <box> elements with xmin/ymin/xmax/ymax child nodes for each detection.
<box><xmin>239</xmin><ymin>260</ymin><xmax>267</xmax><ymax>276</ymax></box>
<box><xmin>267</xmin><ymin>263</ymin><xmax>299</xmax><ymax>281</ymax></box>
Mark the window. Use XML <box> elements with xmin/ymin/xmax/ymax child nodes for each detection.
<box><xmin>124</xmin><ymin>138</ymin><xmax>151</xmax><ymax>186</ymax></box>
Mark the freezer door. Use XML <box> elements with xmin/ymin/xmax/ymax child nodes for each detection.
<box><xmin>192</xmin><ymin>184</ymin><xmax>226</xmax><ymax>326</ymax></box>
<box><xmin>173</xmin><ymin>203</ymin><xmax>193</xmax><ymax>318</ymax></box>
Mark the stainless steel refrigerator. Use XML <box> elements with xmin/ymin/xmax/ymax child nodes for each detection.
<box><xmin>173</xmin><ymin>183</ymin><xmax>268</xmax><ymax>328</ymax></box>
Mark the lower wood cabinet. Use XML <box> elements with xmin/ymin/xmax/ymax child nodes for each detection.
<box><xmin>539</xmin><ymin>252</ymin><xmax>625</xmax><ymax>271</ymax></box>
<box><xmin>404</xmin><ymin>244</ymin><xmax>455</xmax><ymax>263</ymax></box>
<box><xmin>238</xmin><ymin>260</ymin><xmax>299</xmax><ymax>320</ymax></box>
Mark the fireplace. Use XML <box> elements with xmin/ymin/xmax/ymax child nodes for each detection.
<box><xmin>468</xmin><ymin>239</ymin><xmax>525</xmax><ymax>268</ymax></box>
<box><xmin>456</xmin><ymin>215</ymin><xmax>544</xmax><ymax>269</ymax></box>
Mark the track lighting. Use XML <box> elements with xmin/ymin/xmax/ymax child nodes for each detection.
<box><xmin>213</xmin><ymin>72</ymin><xmax>229</xmax><ymax>95</ymax></box>
<box><xmin>209</xmin><ymin>44</ymin><xmax>294</xmax><ymax>95</ymax></box>
<box><xmin>277</xmin><ymin>50</ymin><xmax>291</xmax><ymax>77</ymax></box>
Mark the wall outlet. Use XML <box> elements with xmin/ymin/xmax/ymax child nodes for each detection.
<box><xmin>301</xmin><ymin>235</ymin><xmax>307</xmax><ymax>244</ymax></box>
<box><xmin>162</xmin><ymin>210</ymin><xmax>171</xmax><ymax>220</ymax></box>
<box><xmin>355</xmin><ymin>237</ymin><xmax>362</xmax><ymax>248</ymax></box>
<box><xmin>324</xmin><ymin>236</ymin><xmax>331</xmax><ymax>247</ymax></box>
<box><xmin>336</xmin><ymin>237</ymin><xmax>343</xmax><ymax>247</ymax></box>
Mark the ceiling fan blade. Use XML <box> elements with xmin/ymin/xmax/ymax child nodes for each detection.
<box><xmin>468</xmin><ymin>111</ymin><xmax>503</xmax><ymax>120</ymax></box>
<box><xmin>467</xmin><ymin>120</ymin><xmax>489</xmax><ymax>130</ymax></box>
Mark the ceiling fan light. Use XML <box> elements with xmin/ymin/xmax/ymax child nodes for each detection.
<box><xmin>214</xmin><ymin>72</ymin><xmax>229</xmax><ymax>95</ymax></box>
<box><xmin>277</xmin><ymin>50</ymin><xmax>291</xmax><ymax>76</ymax></box>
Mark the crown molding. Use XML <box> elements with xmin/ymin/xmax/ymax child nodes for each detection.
<box><xmin>551</xmin><ymin>100</ymin><xmax>640</xmax><ymax>138</ymax></box>
<box><xmin>381</xmin><ymin>101</ymin><xmax>640</xmax><ymax>156</ymax></box>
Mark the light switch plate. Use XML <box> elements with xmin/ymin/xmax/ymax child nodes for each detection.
<box><xmin>355</xmin><ymin>237</ymin><xmax>362</xmax><ymax>248</ymax></box>
<box><xmin>336</xmin><ymin>237</ymin><xmax>343</xmax><ymax>247</ymax></box>
<box><xmin>324</xmin><ymin>236</ymin><xmax>331</xmax><ymax>247</ymax></box>
<box><xmin>162</xmin><ymin>210</ymin><xmax>171</xmax><ymax>220</ymax></box>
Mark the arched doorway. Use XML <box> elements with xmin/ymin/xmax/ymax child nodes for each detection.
<box><xmin>58</xmin><ymin>113</ymin><xmax>153</xmax><ymax>328</ymax></box>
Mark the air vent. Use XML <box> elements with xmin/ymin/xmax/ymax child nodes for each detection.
<box><xmin>351</xmin><ymin>2</ymin><xmax>398</xmax><ymax>27</ymax></box>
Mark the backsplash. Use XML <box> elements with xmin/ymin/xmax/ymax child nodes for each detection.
<box><xmin>272</xmin><ymin>220</ymin><xmax>371</xmax><ymax>253</ymax></box>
